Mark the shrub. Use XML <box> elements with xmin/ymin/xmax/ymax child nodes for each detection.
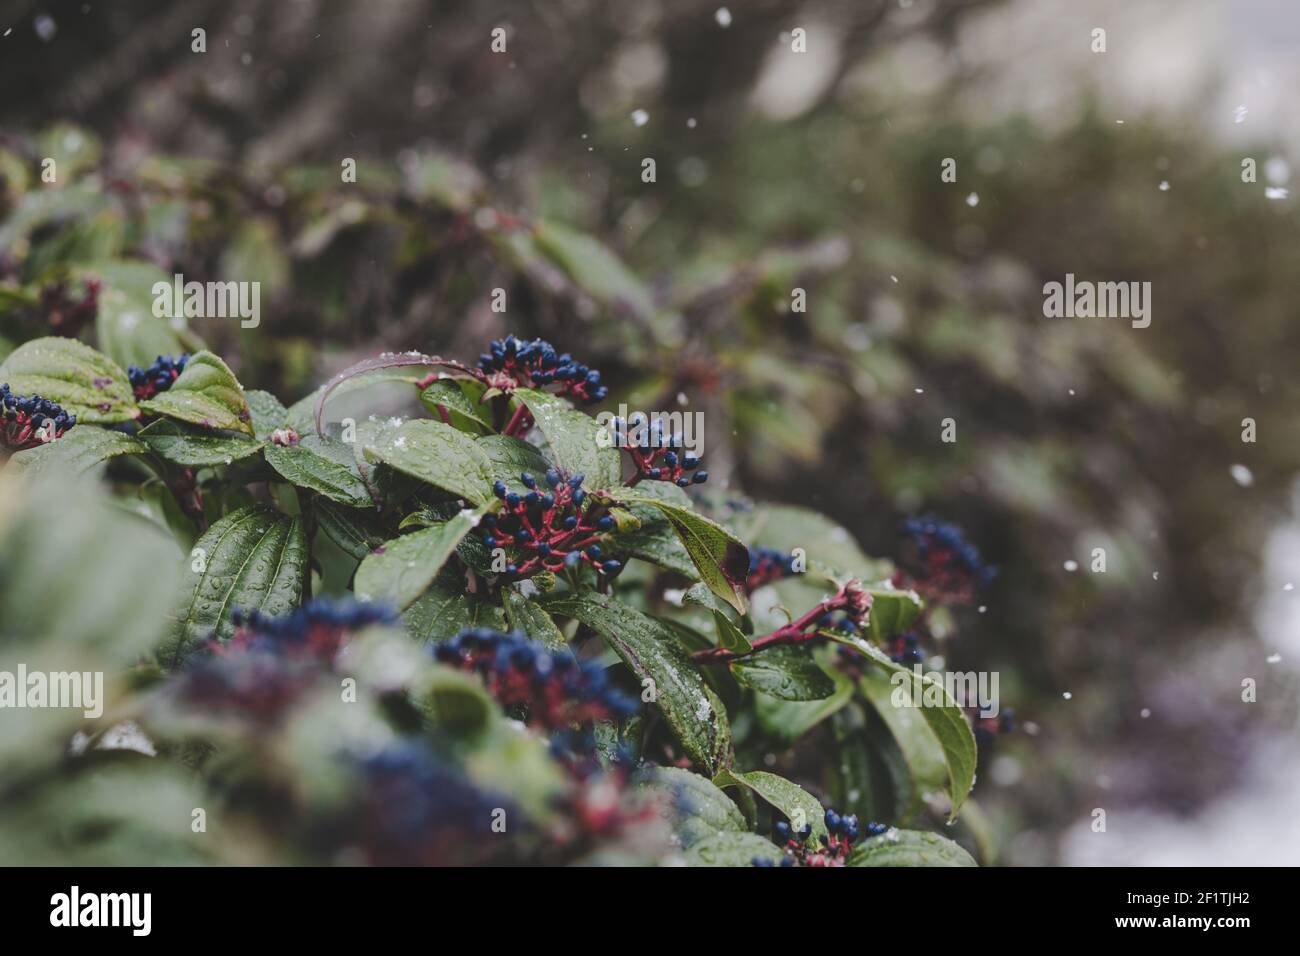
<box><xmin>0</xmin><ymin>328</ymin><xmax>997</xmax><ymax>866</ymax></box>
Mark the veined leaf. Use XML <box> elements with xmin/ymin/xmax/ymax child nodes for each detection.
<box><xmin>362</xmin><ymin>418</ymin><xmax>493</xmax><ymax>505</ymax></box>
<box><xmin>541</xmin><ymin>593</ymin><xmax>730</xmax><ymax>775</ymax></box>
<box><xmin>618</xmin><ymin>486</ymin><xmax>749</xmax><ymax>614</ymax></box>
<box><xmin>245</xmin><ymin>389</ymin><xmax>289</xmax><ymax>439</ymax></box>
<box><xmin>313</xmin><ymin>499</ymin><xmax>389</xmax><ymax>560</ymax></box>
<box><xmin>0</xmin><ymin>336</ymin><xmax>138</xmax><ymax>423</ymax></box>
<box><xmin>420</xmin><ymin>379</ymin><xmax>492</xmax><ymax>431</ymax></box>
<box><xmin>634</xmin><ymin>766</ymin><xmax>748</xmax><ymax>849</ymax></box>
<box><xmin>139</xmin><ymin>350</ymin><xmax>253</xmax><ymax>435</ymax></box>
<box><xmin>354</xmin><ymin>508</ymin><xmax>485</xmax><ymax>611</ymax></box>
<box><xmin>502</xmin><ymin>586</ymin><xmax>567</xmax><ymax>650</ymax></box>
<box><xmin>404</xmin><ymin>576</ymin><xmax>507</xmax><ymax>644</ymax></box>
<box><xmin>714</xmin><ymin>769</ymin><xmax>828</xmax><ymax>843</ymax></box>
<box><xmin>730</xmin><ymin>646</ymin><xmax>835</xmax><ymax>701</ymax></box>
<box><xmin>754</xmin><ymin>664</ymin><xmax>854</xmax><ymax>739</ymax></box>
<box><xmin>476</xmin><ymin>434</ymin><xmax>553</xmax><ymax>494</ymax></box>
<box><xmin>265</xmin><ymin>435</ymin><xmax>372</xmax><ymax>507</ymax></box>
<box><xmin>8</xmin><ymin>426</ymin><xmax>145</xmax><ymax>475</ymax></box>
<box><xmin>514</xmin><ymin>387</ymin><xmax>621</xmax><ymax>490</ymax></box>
<box><xmin>137</xmin><ymin>418</ymin><xmax>263</xmax><ymax>466</ymax></box>
<box><xmin>160</xmin><ymin>506</ymin><xmax>307</xmax><ymax>667</ymax></box>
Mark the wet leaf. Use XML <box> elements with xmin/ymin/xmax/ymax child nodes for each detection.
<box><xmin>160</xmin><ymin>506</ymin><xmax>308</xmax><ymax>668</ymax></box>
<box><xmin>847</xmin><ymin>829</ymin><xmax>977</xmax><ymax>867</ymax></box>
<box><xmin>139</xmin><ymin>350</ymin><xmax>253</xmax><ymax>435</ymax></box>
<box><xmin>0</xmin><ymin>336</ymin><xmax>138</xmax><ymax>423</ymax></box>
<box><xmin>541</xmin><ymin>592</ymin><xmax>731</xmax><ymax>774</ymax></box>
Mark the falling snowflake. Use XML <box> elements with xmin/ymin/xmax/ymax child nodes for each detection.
<box><xmin>631</xmin><ymin>109</ymin><xmax>649</xmax><ymax>127</ymax></box>
<box><xmin>965</xmin><ymin>192</ymin><xmax>979</xmax><ymax>207</ymax></box>
<box><xmin>715</xmin><ymin>7</ymin><xmax>732</xmax><ymax>28</ymax></box>
<box><xmin>1230</xmin><ymin>463</ymin><xmax>1254</xmax><ymax>487</ymax></box>
<box><xmin>1265</xmin><ymin>187</ymin><xmax>1289</xmax><ymax>200</ymax></box>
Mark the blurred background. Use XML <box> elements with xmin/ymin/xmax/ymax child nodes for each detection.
<box><xmin>2</xmin><ymin>0</ymin><xmax>1299</xmax><ymax>864</ymax></box>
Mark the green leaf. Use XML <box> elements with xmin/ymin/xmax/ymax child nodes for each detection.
<box><xmin>618</xmin><ymin>487</ymin><xmax>749</xmax><ymax>614</ymax></box>
<box><xmin>476</xmin><ymin>434</ymin><xmax>553</xmax><ymax>493</ymax></box>
<box><xmin>847</xmin><ymin>830</ymin><xmax>977</xmax><ymax>867</ymax></box>
<box><xmin>737</xmin><ymin>504</ymin><xmax>889</xmax><ymax>583</ymax></box>
<box><xmin>354</xmin><ymin>508</ymin><xmax>484</xmax><ymax>611</ymax></box>
<box><xmin>81</xmin><ymin>260</ymin><xmax>193</xmax><ymax>370</ymax></box>
<box><xmin>420</xmin><ymin>379</ymin><xmax>492</xmax><ymax>431</ymax></box>
<box><xmin>867</xmin><ymin>587</ymin><xmax>923</xmax><ymax>643</ymax></box>
<box><xmin>139</xmin><ymin>350</ymin><xmax>253</xmax><ymax>435</ymax></box>
<box><xmin>857</xmin><ymin>664</ymin><xmax>950</xmax><ymax>820</ymax></box>
<box><xmin>411</xmin><ymin>666</ymin><xmax>496</xmax><ymax>737</ymax></box>
<box><xmin>711</xmin><ymin>609</ymin><xmax>752</xmax><ymax>654</ymax></box>
<box><xmin>136</xmin><ymin>418</ymin><xmax>264</xmax><ymax>466</ymax></box>
<box><xmin>313</xmin><ymin>500</ymin><xmax>389</xmax><ymax>560</ymax></box>
<box><xmin>160</xmin><ymin>506</ymin><xmax>308</xmax><ymax>668</ymax></box>
<box><xmin>835</xmin><ymin>636</ymin><xmax>977</xmax><ymax>818</ymax></box>
<box><xmin>754</xmin><ymin>664</ymin><xmax>854</xmax><ymax>739</ymax></box>
<box><xmin>684</xmin><ymin>831</ymin><xmax>784</xmax><ymax>867</ymax></box>
<box><xmin>264</xmin><ymin>435</ymin><xmax>373</xmax><ymax>507</ymax></box>
<box><xmin>0</xmin><ymin>336</ymin><xmax>138</xmax><ymax>423</ymax></box>
<box><xmin>8</xmin><ymin>426</ymin><xmax>145</xmax><ymax>475</ymax></box>
<box><xmin>502</xmin><ymin>586</ymin><xmax>567</xmax><ymax>650</ymax></box>
<box><xmin>541</xmin><ymin>593</ymin><xmax>730</xmax><ymax>775</ymax></box>
<box><xmin>634</xmin><ymin>767</ymin><xmax>747</xmax><ymax>848</ymax></box>
<box><xmin>514</xmin><ymin>387</ymin><xmax>621</xmax><ymax>489</ymax></box>
<box><xmin>714</xmin><ymin>769</ymin><xmax>828</xmax><ymax>843</ymax></box>
<box><xmin>533</xmin><ymin>220</ymin><xmax>659</xmax><ymax>321</ymax></box>
<box><xmin>403</xmin><ymin>576</ymin><xmax>507</xmax><ymax>644</ymax></box>
<box><xmin>361</xmin><ymin>418</ymin><xmax>493</xmax><ymax>505</ymax></box>
<box><xmin>730</xmin><ymin>646</ymin><xmax>836</xmax><ymax>701</ymax></box>
<box><xmin>245</xmin><ymin>389</ymin><xmax>289</xmax><ymax>439</ymax></box>
<box><xmin>605</xmin><ymin>503</ymin><xmax>699</xmax><ymax>578</ymax></box>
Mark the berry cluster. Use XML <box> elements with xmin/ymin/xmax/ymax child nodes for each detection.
<box><xmin>485</xmin><ymin>470</ymin><xmax>621</xmax><ymax>578</ymax></box>
<box><xmin>351</xmin><ymin>743</ymin><xmax>516</xmax><ymax>866</ymax></box>
<box><xmin>174</xmin><ymin>599</ymin><xmax>396</xmax><ymax>722</ymax></box>
<box><xmin>128</xmin><ymin>353</ymin><xmax>188</xmax><ymax>401</ymax></box>
<box><xmin>609</xmin><ymin>415</ymin><xmax>708</xmax><ymax>487</ymax></box>
<box><xmin>39</xmin><ymin>278</ymin><xmax>99</xmax><ymax>332</ymax></box>
<box><xmin>477</xmin><ymin>335</ymin><xmax>607</xmax><ymax>404</ymax></box>
<box><xmin>895</xmin><ymin>516</ymin><xmax>995</xmax><ymax>605</ymax></box>
<box><xmin>888</xmin><ymin>631</ymin><xmax>925</xmax><ymax>665</ymax></box>
<box><xmin>1</xmin><ymin>383</ymin><xmax>75</xmax><ymax>451</ymax></box>
<box><xmin>432</xmin><ymin>628</ymin><xmax>639</xmax><ymax>756</ymax></box>
<box><xmin>745</xmin><ymin>546</ymin><xmax>800</xmax><ymax>592</ymax></box>
<box><xmin>224</xmin><ymin>598</ymin><xmax>397</xmax><ymax>659</ymax></box>
<box><xmin>754</xmin><ymin>809</ymin><xmax>888</xmax><ymax>867</ymax></box>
